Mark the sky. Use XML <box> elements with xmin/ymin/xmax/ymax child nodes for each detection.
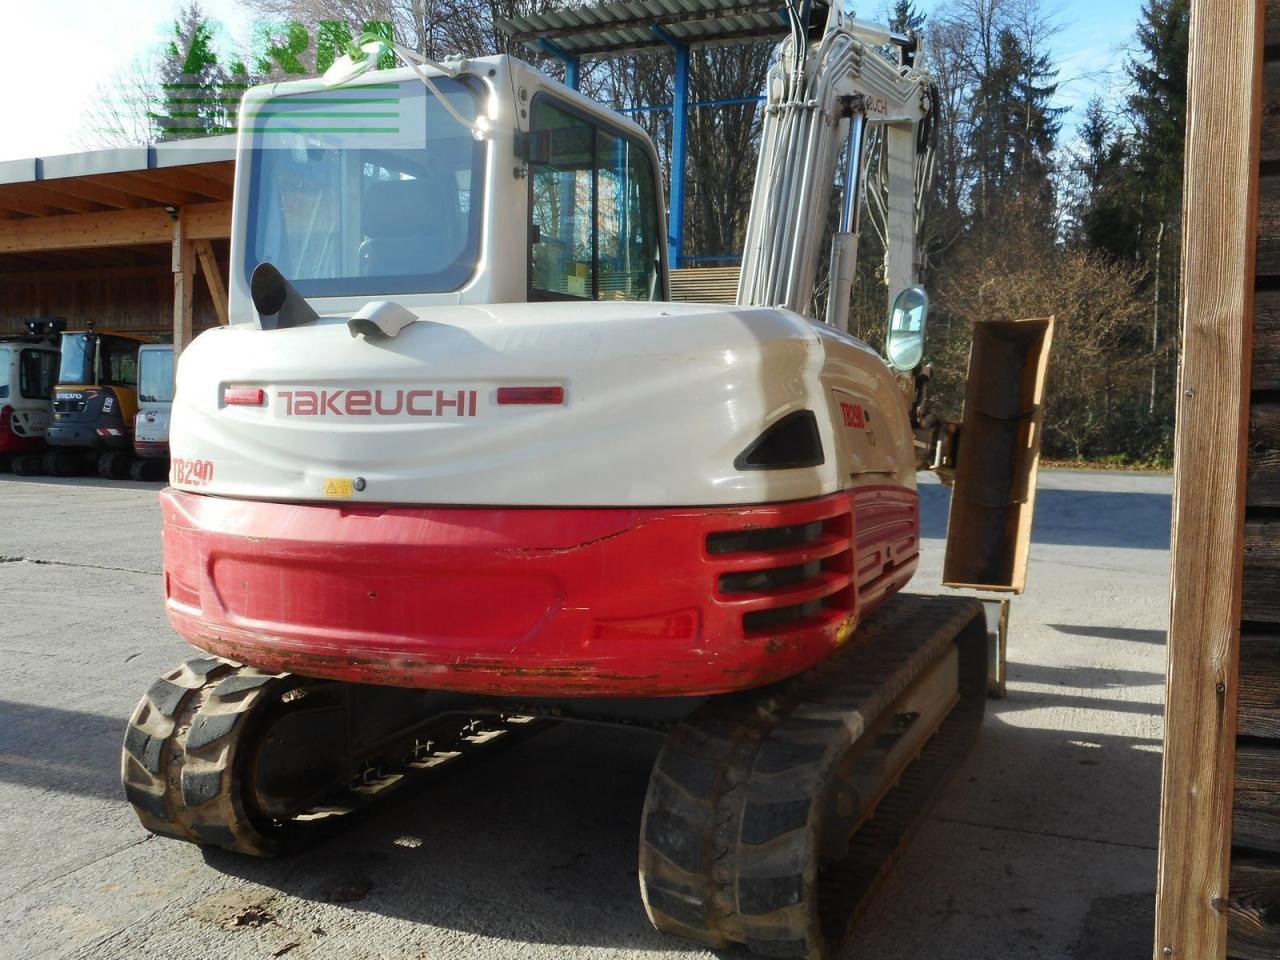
<box><xmin>0</xmin><ymin>0</ymin><xmax>1148</xmax><ymax>164</ymax></box>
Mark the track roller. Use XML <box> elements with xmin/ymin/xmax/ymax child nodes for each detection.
<box><xmin>638</xmin><ymin>594</ymin><xmax>988</xmax><ymax>960</ymax></box>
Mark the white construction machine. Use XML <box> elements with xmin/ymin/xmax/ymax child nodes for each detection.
<box><xmin>121</xmin><ymin>6</ymin><xmax>1051</xmax><ymax>957</ymax></box>
<box><xmin>0</xmin><ymin>318</ymin><xmax>61</xmax><ymax>473</ymax></box>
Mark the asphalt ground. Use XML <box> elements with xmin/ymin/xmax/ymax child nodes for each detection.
<box><xmin>0</xmin><ymin>469</ymin><xmax>1169</xmax><ymax>960</ymax></box>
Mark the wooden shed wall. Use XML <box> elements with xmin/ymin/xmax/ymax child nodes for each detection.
<box><xmin>1229</xmin><ymin>2</ymin><xmax>1280</xmax><ymax>955</ymax></box>
<box><xmin>0</xmin><ymin>269</ymin><xmax>223</xmax><ymax>338</ymax></box>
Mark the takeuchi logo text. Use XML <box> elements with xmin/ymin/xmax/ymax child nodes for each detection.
<box><xmin>277</xmin><ymin>389</ymin><xmax>479</xmax><ymax>417</ymax></box>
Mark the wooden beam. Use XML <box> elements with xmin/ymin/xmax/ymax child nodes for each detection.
<box><xmin>193</xmin><ymin>238</ymin><xmax>229</xmax><ymax>325</ymax></box>
<box><xmin>145</xmin><ymin>167</ymin><xmax>233</xmax><ymax>201</ymax></box>
<box><xmin>0</xmin><ymin>201</ymin><xmax>229</xmax><ymax>253</ymax></box>
<box><xmin>0</xmin><ymin>183</ymin><xmax>102</xmax><ymax>214</ymax></box>
<box><xmin>194</xmin><ymin>161</ymin><xmax>236</xmax><ymax>185</ymax></box>
<box><xmin>88</xmin><ymin>171</ymin><xmax>208</xmax><ymax>207</ymax></box>
<box><xmin>0</xmin><ymin>194</ymin><xmax>61</xmax><ymax>217</ymax></box>
<box><xmin>48</xmin><ymin>178</ymin><xmax>145</xmax><ymax>210</ymax></box>
<box><xmin>1153</xmin><ymin>0</ymin><xmax>1263</xmax><ymax>957</ymax></box>
<box><xmin>173</xmin><ymin>211</ymin><xmax>195</xmax><ymax>357</ymax></box>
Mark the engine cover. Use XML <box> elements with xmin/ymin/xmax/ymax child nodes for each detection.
<box><xmin>168</xmin><ymin>301</ymin><xmax>915</xmax><ymax>507</ymax></box>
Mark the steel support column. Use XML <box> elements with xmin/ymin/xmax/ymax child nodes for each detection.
<box><xmin>652</xmin><ymin>25</ymin><xmax>689</xmax><ymax>267</ymax></box>
<box><xmin>535</xmin><ymin>38</ymin><xmax>580</xmax><ymax>90</ymax></box>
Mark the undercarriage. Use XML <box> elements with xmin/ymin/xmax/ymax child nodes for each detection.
<box><xmin>122</xmin><ymin>592</ymin><xmax>987</xmax><ymax>959</ymax></box>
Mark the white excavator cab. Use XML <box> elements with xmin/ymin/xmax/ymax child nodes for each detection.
<box><xmin>225</xmin><ymin>54</ymin><xmax>668</xmax><ymax>327</ymax></box>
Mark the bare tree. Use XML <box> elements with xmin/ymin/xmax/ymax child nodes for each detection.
<box><xmin>79</xmin><ymin>56</ymin><xmax>162</xmax><ymax>148</ymax></box>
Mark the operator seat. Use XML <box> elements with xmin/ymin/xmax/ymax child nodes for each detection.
<box><xmin>360</xmin><ymin>174</ymin><xmax>461</xmax><ymax>277</ymax></box>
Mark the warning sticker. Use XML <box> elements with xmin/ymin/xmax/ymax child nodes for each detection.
<box><xmin>323</xmin><ymin>478</ymin><xmax>355</xmax><ymax>498</ymax></box>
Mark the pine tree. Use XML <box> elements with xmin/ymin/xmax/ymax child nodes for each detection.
<box><xmin>1069</xmin><ymin>98</ymin><xmax>1140</xmax><ymax>259</ymax></box>
<box><xmin>889</xmin><ymin>1</ymin><xmax>926</xmax><ymax>35</ymax></box>
<box><xmin>1125</xmin><ymin>0</ymin><xmax>1189</xmax><ymax>421</ymax></box>
<box><xmin>152</xmin><ymin>3</ymin><xmax>242</xmax><ymax>139</ymax></box>
<box><xmin>1127</xmin><ymin>0</ymin><xmax>1189</xmax><ymax>225</ymax></box>
<box><xmin>965</xmin><ymin>27</ymin><xmax>1061</xmax><ymax>233</ymax></box>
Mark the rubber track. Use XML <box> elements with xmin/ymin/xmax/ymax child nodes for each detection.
<box><xmin>122</xmin><ymin>656</ymin><xmax>544</xmax><ymax>857</ymax></box>
<box><xmin>638</xmin><ymin>593</ymin><xmax>987</xmax><ymax>960</ymax></box>
<box><xmin>121</xmin><ymin>656</ymin><xmax>293</xmax><ymax>856</ymax></box>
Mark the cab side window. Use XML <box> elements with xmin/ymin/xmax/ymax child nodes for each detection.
<box><xmin>19</xmin><ymin>349</ymin><xmax>56</xmax><ymax>400</ymax></box>
<box><xmin>528</xmin><ymin>99</ymin><xmax>663</xmax><ymax>301</ymax></box>
<box><xmin>99</xmin><ymin>337</ymin><xmax>139</xmax><ymax>388</ymax></box>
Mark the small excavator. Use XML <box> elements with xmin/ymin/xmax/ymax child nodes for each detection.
<box><xmin>121</xmin><ymin>6</ymin><xmax>1051</xmax><ymax>957</ymax></box>
<box><xmin>0</xmin><ymin>318</ymin><xmax>61</xmax><ymax>472</ymax></box>
<box><xmin>45</xmin><ymin>325</ymin><xmax>152</xmax><ymax>478</ymax></box>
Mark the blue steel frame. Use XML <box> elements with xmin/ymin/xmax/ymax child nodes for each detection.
<box><xmin>535</xmin><ymin>38</ymin><xmax>581</xmax><ymax>90</ymax></box>
<box><xmin>649</xmin><ymin>26</ymin><xmax>690</xmax><ymax>267</ymax></box>
<box><xmin>535</xmin><ymin>27</ymin><xmax>765</xmax><ymax>267</ymax></box>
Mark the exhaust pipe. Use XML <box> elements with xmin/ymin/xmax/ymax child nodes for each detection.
<box><xmin>250</xmin><ymin>261</ymin><xmax>319</xmax><ymax>331</ymax></box>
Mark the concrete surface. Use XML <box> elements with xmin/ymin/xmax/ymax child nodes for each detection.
<box><xmin>0</xmin><ymin>469</ymin><xmax>1170</xmax><ymax>960</ymax></box>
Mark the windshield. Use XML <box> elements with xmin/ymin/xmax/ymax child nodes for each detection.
<box><xmin>58</xmin><ymin>333</ymin><xmax>93</xmax><ymax>385</ymax></box>
<box><xmin>138</xmin><ymin>348</ymin><xmax>175</xmax><ymax>403</ymax></box>
<box><xmin>244</xmin><ymin>78</ymin><xmax>486</xmax><ymax>298</ymax></box>
<box><xmin>20</xmin><ymin>348</ymin><xmax>56</xmax><ymax>399</ymax></box>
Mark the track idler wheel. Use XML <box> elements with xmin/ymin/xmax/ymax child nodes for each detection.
<box><xmin>121</xmin><ymin>657</ymin><xmax>335</xmax><ymax>856</ymax></box>
<box><xmin>123</xmin><ymin>658</ymin><xmax>544</xmax><ymax>858</ymax></box>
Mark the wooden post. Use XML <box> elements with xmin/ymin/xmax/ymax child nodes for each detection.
<box><xmin>172</xmin><ymin>209</ymin><xmax>195</xmax><ymax>356</ymax></box>
<box><xmin>1153</xmin><ymin>0</ymin><xmax>1263</xmax><ymax>957</ymax></box>
<box><xmin>193</xmin><ymin>238</ymin><xmax>229</xmax><ymax>326</ymax></box>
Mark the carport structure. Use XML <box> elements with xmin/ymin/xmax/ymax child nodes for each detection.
<box><xmin>0</xmin><ymin>139</ymin><xmax>233</xmax><ymax>354</ymax></box>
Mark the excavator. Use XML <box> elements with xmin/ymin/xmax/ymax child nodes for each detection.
<box><xmin>45</xmin><ymin>325</ymin><xmax>152</xmax><ymax>477</ymax></box>
<box><xmin>120</xmin><ymin>6</ymin><xmax>1051</xmax><ymax>957</ymax></box>
<box><xmin>0</xmin><ymin>318</ymin><xmax>61</xmax><ymax>473</ymax></box>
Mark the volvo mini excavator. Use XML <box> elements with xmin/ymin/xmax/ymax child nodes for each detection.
<box><xmin>121</xmin><ymin>6</ymin><xmax>1052</xmax><ymax>957</ymax></box>
<box><xmin>46</xmin><ymin>325</ymin><xmax>152</xmax><ymax>477</ymax></box>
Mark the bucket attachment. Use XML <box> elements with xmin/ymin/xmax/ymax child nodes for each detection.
<box><xmin>942</xmin><ymin>316</ymin><xmax>1054</xmax><ymax>594</ymax></box>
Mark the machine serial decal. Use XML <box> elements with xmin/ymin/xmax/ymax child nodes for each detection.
<box><xmin>172</xmin><ymin>458</ymin><xmax>214</xmax><ymax>485</ymax></box>
<box><xmin>839</xmin><ymin>401</ymin><xmax>866</xmax><ymax>429</ymax></box>
<box><xmin>277</xmin><ymin>389</ymin><xmax>479</xmax><ymax>418</ymax></box>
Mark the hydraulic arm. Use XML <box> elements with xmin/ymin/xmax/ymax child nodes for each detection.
<box><xmin>737</xmin><ymin>7</ymin><xmax>934</xmax><ymax>330</ymax></box>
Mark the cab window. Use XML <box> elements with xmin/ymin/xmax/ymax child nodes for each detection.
<box><xmin>19</xmin><ymin>349</ymin><xmax>56</xmax><ymax>400</ymax></box>
<box><xmin>99</xmin><ymin>336</ymin><xmax>139</xmax><ymax>388</ymax></box>
<box><xmin>528</xmin><ymin>99</ymin><xmax>663</xmax><ymax>301</ymax></box>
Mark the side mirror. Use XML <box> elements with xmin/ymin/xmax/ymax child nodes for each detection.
<box><xmin>886</xmin><ymin>285</ymin><xmax>929</xmax><ymax>372</ymax></box>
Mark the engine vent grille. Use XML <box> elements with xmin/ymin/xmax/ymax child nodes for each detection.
<box><xmin>707</xmin><ymin>503</ymin><xmax>854</xmax><ymax>636</ymax></box>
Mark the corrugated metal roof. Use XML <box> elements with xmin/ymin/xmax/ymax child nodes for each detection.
<box><xmin>497</xmin><ymin>0</ymin><xmax>806</xmax><ymax>58</ymax></box>
<box><xmin>0</xmin><ymin>135</ymin><xmax>236</xmax><ymax>188</ymax></box>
